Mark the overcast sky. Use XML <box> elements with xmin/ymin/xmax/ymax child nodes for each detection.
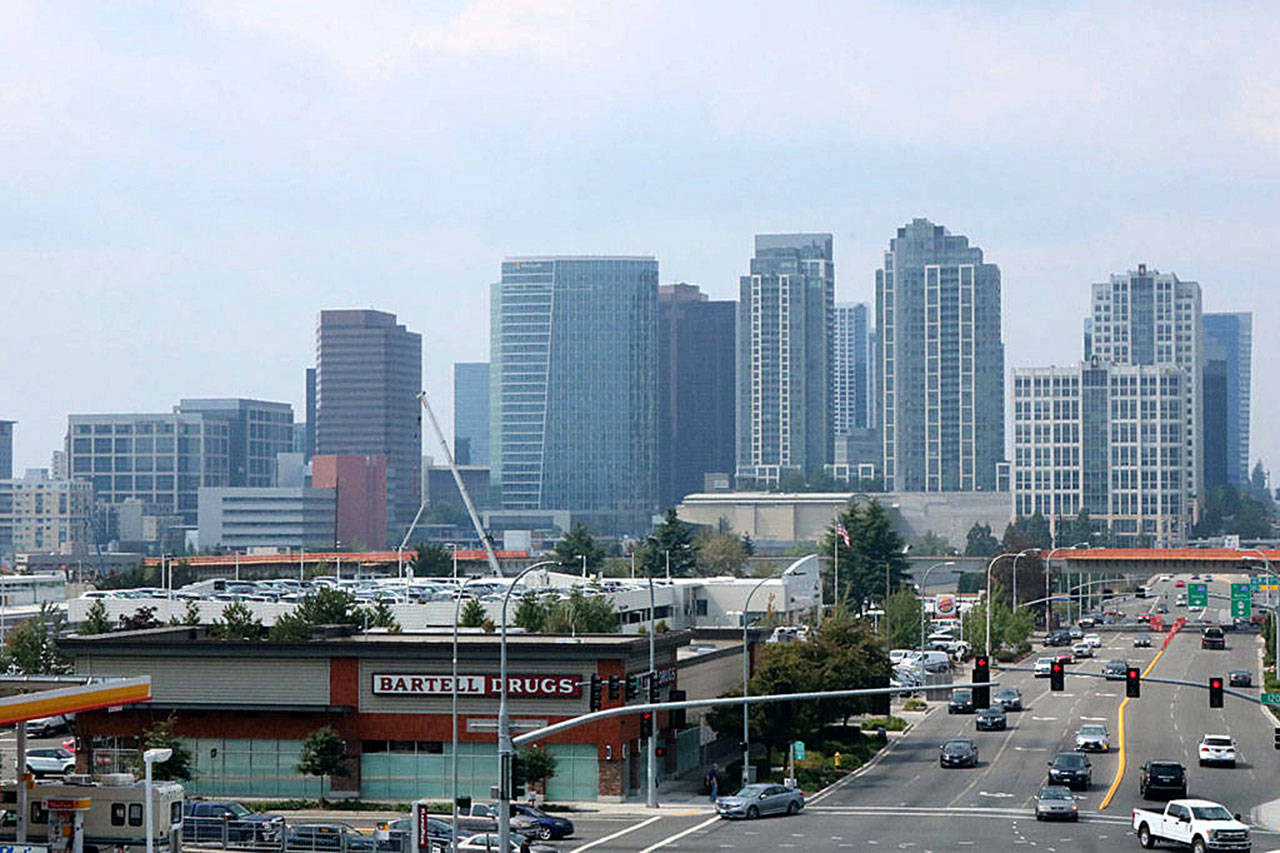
<box><xmin>3</xmin><ymin>1</ymin><xmax>1278</xmax><ymax>480</ymax></box>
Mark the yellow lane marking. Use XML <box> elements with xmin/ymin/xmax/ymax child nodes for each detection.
<box><xmin>1099</xmin><ymin>645</ymin><xmax>1167</xmax><ymax>810</ymax></box>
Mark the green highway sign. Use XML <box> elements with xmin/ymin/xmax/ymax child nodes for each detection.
<box><xmin>1188</xmin><ymin>583</ymin><xmax>1209</xmax><ymax>608</ymax></box>
<box><xmin>792</xmin><ymin>741</ymin><xmax>806</xmax><ymax>761</ymax></box>
<box><xmin>1251</xmin><ymin>576</ymin><xmax>1262</xmax><ymax>592</ymax></box>
<box><xmin>1262</xmin><ymin>693</ymin><xmax>1280</xmax><ymax>706</ymax></box>
<box><xmin>1231</xmin><ymin>598</ymin><xmax>1252</xmax><ymax>618</ymax></box>
<box><xmin>1231</xmin><ymin>582</ymin><xmax>1251</xmax><ymax>602</ymax></box>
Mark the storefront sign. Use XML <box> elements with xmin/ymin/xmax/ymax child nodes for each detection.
<box><xmin>372</xmin><ymin>673</ymin><xmax>581</xmax><ymax>698</ymax></box>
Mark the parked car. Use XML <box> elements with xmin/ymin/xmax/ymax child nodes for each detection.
<box><xmin>1198</xmin><ymin>734</ymin><xmax>1237</xmax><ymax>767</ymax></box>
<box><xmin>24</xmin><ymin>747</ymin><xmax>75</xmax><ymax>776</ymax></box>
<box><xmin>975</xmin><ymin>707</ymin><xmax>1007</xmax><ymax>731</ymax></box>
<box><xmin>948</xmin><ymin>688</ymin><xmax>975</xmax><ymax>714</ymax></box>
<box><xmin>939</xmin><ymin>738</ymin><xmax>979</xmax><ymax>768</ymax></box>
<box><xmin>993</xmin><ymin>687</ymin><xmax>1023</xmax><ymax>711</ymax></box>
<box><xmin>1047</xmin><ymin>752</ymin><xmax>1092</xmax><ymax>790</ymax></box>
<box><xmin>1229</xmin><ymin>670</ymin><xmax>1253</xmax><ymax>687</ymax></box>
<box><xmin>1034</xmin><ymin>786</ymin><xmax>1078</xmax><ymax>821</ymax></box>
<box><xmin>374</xmin><ymin>816</ymin><xmax>453</xmax><ymax>845</ymax></box>
<box><xmin>286</xmin><ymin>823</ymin><xmax>380</xmax><ymax>852</ymax></box>
<box><xmin>455</xmin><ymin>834</ymin><xmax>557</xmax><ymax>853</ymax></box>
<box><xmin>184</xmin><ymin>800</ymin><xmax>285</xmax><ymax>844</ymax></box>
<box><xmin>1139</xmin><ymin>760</ymin><xmax>1188</xmax><ymax>800</ymax></box>
<box><xmin>25</xmin><ymin>715</ymin><xmax>72</xmax><ymax>737</ymax></box>
<box><xmin>715</xmin><ymin>784</ymin><xmax>804</xmax><ymax>819</ymax></box>
<box><xmin>1074</xmin><ymin>724</ymin><xmax>1110</xmax><ymax>752</ymax></box>
<box><xmin>510</xmin><ymin>805</ymin><xmax>575</xmax><ymax>840</ymax></box>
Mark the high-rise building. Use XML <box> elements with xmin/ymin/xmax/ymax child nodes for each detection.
<box><xmin>304</xmin><ymin>367</ymin><xmax>317</xmax><ymax>462</ymax></box>
<box><xmin>311</xmin><ymin>454</ymin><xmax>387</xmax><ymax>551</ymax></box>
<box><xmin>833</xmin><ymin>302</ymin><xmax>874</xmax><ymax>434</ymax></box>
<box><xmin>1088</xmin><ymin>265</ymin><xmax>1202</xmax><ymax>526</ymax></box>
<box><xmin>876</xmin><ymin>219</ymin><xmax>1005</xmax><ymax>492</ymax></box>
<box><xmin>453</xmin><ymin>362</ymin><xmax>490</xmax><ymax>467</ymax></box>
<box><xmin>315</xmin><ymin>309</ymin><xmax>422</xmax><ymax>547</ymax></box>
<box><xmin>0</xmin><ymin>420</ymin><xmax>13</xmax><ymax>480</ymax></box>
<box><xmin>658</xmin><ymin>283</ymin><xmax>736</xmax><ymax>507</ymax></box>
<box><xmin>1203</xmin><ymin>312</ymin><xmax>1252</xmax><ymax>488</ymax></box>
<box><xmin>490</xmin><ymin>256</ymin><xmax>658</xmax><ymax>514</ymax></box>
<box><xmin>1013</xmin><ymin>361</ymin><xmax>1188</xmax><ymax>545</ymax></box>
<box><xmin>736</xmin><ymin>234</ymin><xmax>834</xmax><ymax>486</ymax></box>
<box><xmin>176</xmin><ymin>399</ymin><xmax>294</xmax><ymax>487</ymax></box>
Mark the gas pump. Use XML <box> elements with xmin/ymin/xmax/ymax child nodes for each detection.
<box><xmin>45</xmin><ymin>797</ymin><xmax>91</xmax><ymax>853</ymax></box>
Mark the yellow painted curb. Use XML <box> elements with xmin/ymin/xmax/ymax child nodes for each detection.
<box><xmin>1099</xmin><ymin>646</ymin><xmax>1167</xmax><ymax>810</ymax></box>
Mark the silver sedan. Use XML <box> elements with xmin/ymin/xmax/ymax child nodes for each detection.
<box><xmin>716</xmin><ymin>784</ymin><xmax>805</xmax><ymax>819</ymax></box>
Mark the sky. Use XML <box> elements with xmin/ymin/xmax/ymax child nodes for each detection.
<box><xmin>3</xmin><ymin>1</ymin><xmax>1279</xmax><ymax>478</ymax></box>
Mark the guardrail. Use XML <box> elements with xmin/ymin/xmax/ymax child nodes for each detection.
<box><xmin>183</xmin><ymin>819</ymin><xmax>406</xmax><ymax>853</ymax></box>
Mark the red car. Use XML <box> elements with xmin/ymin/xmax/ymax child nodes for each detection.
<box><xmin>1174</xmin><ymin>580</ymin><xmax>1186</xmax><ymax>588</ymax></box>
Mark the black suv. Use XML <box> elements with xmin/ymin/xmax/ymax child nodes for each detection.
<box><xmin>948</xmin><ymin>688</ymin><xmax>975</xmax><ymax>714</ymax></box>
<box><xmin>1043</xmin><ymin>631</ymin><xmax>1073</xmax><ymax>647</ymax></box>
<box><xmin>184</xmin><ymin>801</ymin><xmax>285</xmax><ymax>844</ymax></box>
<box><xmin>1047</xmin><ymin>752</ymin><xmax>1092</xmax><ymax>790</ymax></box>
<box><xmin>1103</xmin><ymin>660</ymin><xmax>1128</xmax><ymax>681</ymax></box>
<box><xmin>1202</xmin><ymin>627</ymin><xmax>1226</xmax><ymax>650</ymax></box>
<box><xmin>1139</xmin><ymin>760</ymin><xmax>1187</xmax><ymax>799</ymax></box>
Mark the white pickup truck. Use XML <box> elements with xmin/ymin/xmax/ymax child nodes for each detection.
<box><xmin>1132</xmin><ymin>799</ymin><xmax>1251</xmax><ymax>852</ymax></box>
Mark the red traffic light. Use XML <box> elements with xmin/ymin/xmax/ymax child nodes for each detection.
<box><xmin>1211</xmin><ymin>678</ymin><xmax>1222</xmax><ymax>688</ymax></box>
<box><xmin>1051</xmin><ymin>662</ymin><xmax>1063</xmax><ymax>673</ymax></box>
<box><xmin>975</xmin><ymin>655</ymin><xmax>988</xmax><ymax>667</ymax></box>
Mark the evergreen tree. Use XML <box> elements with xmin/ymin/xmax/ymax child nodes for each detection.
<box><xmin>138</xmin><ymin>717</ymin><xmax>195</xmax><ymax>781</ymax></box>
<box><xmin>553</xmin><ymin>524</ymin><xmax>606</xmax><ymax>573</ymax></box>
<box><xmin>82</xmin><ymin>599</ymin><xmax>112</xmax><ymax>635</ymax></box>
<box><xmin>459</xmin><ymin>597</ymin><xmax>487</xmax><ymax>628</ymax></box>
<box><xmin>297</xmin><ymin>727</ymin><xmax>347</xmax><ymax>805</ymax></box>
<box><xmin>4</xmin><ymin>604</ymin><xmax>71</xmax><ymax>674</ymax></box>
<box><xmin>638</xmin><ymin>509</ymin><xmax>697</xmax><ymax>577</ymax></box>
<box><xmin>210</xmin><ymin>601</ymin><xmax>263</xmax><ymax>639</ymax></box>
<box><xmin>964</xmin><ymin>523</ymin><xmax>1001</xmax><ymax>557</ymax></box>
<box><xmin>513</xmin><ymin>592</ymin><xmax>548</xmax><ymax>633</ymax></box>
<box><xmin>409</xmin><ymin>542</ymin><xmax>454</xmax><ymax>576</ymax></box>
<box><xmin>820</xmin><ymin>499</ymin><xmax>910</xmax><ymax>612</ymax></box>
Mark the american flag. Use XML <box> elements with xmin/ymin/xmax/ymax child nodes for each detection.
<box><xmin>836</xmin><ymin>521</ymin><xmax>850</xmax><ymax>547</ymax></box>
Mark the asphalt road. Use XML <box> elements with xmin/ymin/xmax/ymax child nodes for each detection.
<box><xmin>584</xmin><ymin>570</ymin><xmax>1280</xmax><ymax>852</ymax></box>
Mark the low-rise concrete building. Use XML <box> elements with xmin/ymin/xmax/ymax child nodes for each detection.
<box><xmin>197</xmin><ymin>487</ymin><xmax>336</xmax><ymax>550</ymax></box>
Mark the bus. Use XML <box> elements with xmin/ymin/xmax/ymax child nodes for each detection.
<box><xmin>0</xmin><ymin>773</ymin><xmax>183</xmax><ymax>853</ymax></box>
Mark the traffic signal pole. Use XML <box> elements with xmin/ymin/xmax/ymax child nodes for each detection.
<box><xmin>647</xmin><ymin>574</ymin><xmax>658</xmax><ymax>809</ymax></box>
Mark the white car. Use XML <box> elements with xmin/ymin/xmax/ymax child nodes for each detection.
<box><xmin>25</xmin><ymin>747</ymin><xmax>75</xmax><ymax>776</ymax></box>
<box><xmin>1072</xmin><ymin>642</ymin><xmax>1094</xmax><ymax>659</ymax></box>
<box><xmin>1074</xmin><ymin>724</ymin><xmax>1110</xmax><ymax>752</ymax></box>
<box><xmin>1034</xmin><ymin>657</ymin><xmax>1054</xmax><ymax>677</ymax></box>
<box><xmin>1084</xmin><ymin>634</ymin><xmax>1102</xmax><ymax>648</ymax></box>
<box><xmin>1198</xmin><ymin>734</ymin><xmax>1237</xmax><ymax>767</ymax></box>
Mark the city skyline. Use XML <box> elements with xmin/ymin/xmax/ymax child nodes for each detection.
<box><xmin>4</xmin><ymin>4</ymin><xmax>1279</xmax><ymax>481</ymax></box>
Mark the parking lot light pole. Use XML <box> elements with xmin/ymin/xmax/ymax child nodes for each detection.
<box><xmin>497</xmin><ymin>561</ymin><xmax>558</xmax><ymax>853</ymax></box>
<box><xmin>143</xmin><ymin>747</ymin><xmax>173</xmax><ymax>853</ymax></box>
<box><xmin>916</xmin><ymin>562</ymin><xmax>957</xmax><ymax>652</ymax></box>
<box><xmin>450</xmin><ymin>575</ymin><xmax>483</xmax><ymax>853</ymax></box>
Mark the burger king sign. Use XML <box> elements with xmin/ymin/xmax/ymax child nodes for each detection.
<box><xmin>934</xmin><ymin>593</ymin><xmax>958</xmax><ymax>618</ymax></box>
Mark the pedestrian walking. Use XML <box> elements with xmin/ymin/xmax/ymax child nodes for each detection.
<box><xmin>706</xmin><ymin>763</ymin><xmax>720</xmax><ymax>802</ymax></box>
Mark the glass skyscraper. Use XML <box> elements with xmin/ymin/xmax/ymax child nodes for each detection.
<box><xmin>876</xmin><ymin>219</ymin><xmax>1004</xmax><ymax>492</ymax></box>
<box><xmin>736</xmin><ymin>234</ymin><xmax>834</xmax><ymax>486</ymax></box>
<box><xmin>833</xmin><ymin>302</ymin><xmax>874</xmax><ymax>434</ymax></box>
<box><xmin>1203</xmin><ymin>312</ymin><xmax>1252</xmax><ymax>488</ymax></box>
<box><xmin>490</xmin><ymin>256</ymin><xmax>658</xmax><ymax>513</ymax></box>
<box><xmin>315</xmin><ymin>309</ymin><xmax>422</xmax><ymax>547</ymax></box>
<box><xmin>453</xmin><ymin>362</ymin><xmax>490</xmax><ymax>467</ymax></box>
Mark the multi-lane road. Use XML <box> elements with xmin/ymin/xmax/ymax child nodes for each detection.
<box><xmin>557</xmin><ymin>572</ymin><xmax>1280</xmax><ymax>851</ymax></box>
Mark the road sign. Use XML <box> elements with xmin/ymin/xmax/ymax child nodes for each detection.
<box><xmin>792</xmin><ymin>741</ymin><xmax>806</xmax><ymax>761</ymax></box>
<box><xmin>1188</xmin><ymin>583</ymin><xmax>1208</xmax><ymax>608</ymax></box>
<box><xmin>1231</xmin><ymin>582</ymin><xmax>1251</xmax><ymax>601</ymax></box>
<box><xmin>1262</xmin><ymin>693</ymin><xmax>1280</xmax><ymax>706</ymax></box>
<box><xmin>1231</xmin><ymin>598</ymin><xmax>1252</xmax><ymax>618</ymax></box>
<box><xmin>1251</xmin><ymin>576</ymin><xmax>1262</xmax><ymax>592</ymax></box>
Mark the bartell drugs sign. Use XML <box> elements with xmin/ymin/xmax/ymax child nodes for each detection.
<box><xmin>372</xmin><ymin>673</ymin><xmax>581</xmax><ymax>698</ymax></box>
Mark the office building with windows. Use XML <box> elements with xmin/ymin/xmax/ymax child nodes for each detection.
<box><xmin>490</xmin><ymin>256</ymin><xmax>658</xmax><ymax>516</ymax></box>
<box><xmin>736</xmin><ymin>234</ymin><xmax>834</xmax><ymax>486</ymax></box>
<box><xmin>1202</xmin><ymin>312</ymin><xmax>1252</xmax><ymax>489</ymax></box>
<box><xmin>0</xmin><ymin>469</ymin><xmax>93</xmax><ymax>557</ymax></box>
<box><xmin>833</xmin><ymin>302</ymin><xmax>874</xmax><ymax>434</ymax></box>
<box><xmin>1088</xmin><ymin>265</ymin><xmax>1202</xmax><ymax>523</ymax></box>
<box><xmin>876</xmin><ymin>219</ymin><xmax>1005</xmax><ymax>492</ymax></box>
<box><xmin>176</xmin><ymin>399</ymin><xmax>294</xmax><ymax>487</ymax></box>
<box><xmin>657</xmin><ymin>284</ymin><xmax>736</xmax><ymax>507</ymax></box>
<box><xmin>1013</xmin><ymin>360</ymin><xmax>1189</xmax><ymax>545</ymax></box>
<box><xmin>315</xmin><ymin>310</ymin><xmax>422</xmax><ymax>547</ymax></box>
<box><xmin>453</xmin><ymin>362</ymin><xmax>490</xmax><ymax>467</ymax></box>
<box><xmin>0</xmin><ymin>420</ymin><xmax>13</xmax><ymax>480</ymax></box>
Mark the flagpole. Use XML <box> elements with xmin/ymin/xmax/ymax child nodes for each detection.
<box><xmin>833</xmin><ymin>515</ymin><xmax>840</xmax><ymax>612</ymax></box>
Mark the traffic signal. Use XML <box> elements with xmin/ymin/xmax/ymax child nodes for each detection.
<box><xmin>608</xmin><ymin>675</ymin><xmax>621</xmax><ymax>701</ymax></box>
<box><xmin>655</xmin><ymin>745</ymin><xmax>666</xmax><ymax>758</ymax></box>
<box><xmin>626</xmin><ymin>676</ymin><xmax>638</xmax><ymax>702</ymax></box>
<box><xmin>509</xmin><ymin>755</ymin><xmax>527</xmax><ymax>799</ymax></box>
<box><xmin>640</xmin><ymin>711</ymin><xmax>653</xmax><ymax>738</ymax></box>
<box><xmin>1050</xmin><ymin>661</ymin><xmax>1065</xmax><ymax>691</ymax></box>
<box><xmin>669</xmin><ymin>689</ymin><xmax>687</xmax><ymax>729</ymax></box>
<box><xmin>972</xmin><ymin>656</ymin><xmax>990</xmax><ymax>709</ymax></box>
<box><xmin>589</xmin><ymin>674</ymin><xmax>602</xmax><ymax>712</ymax></box>
<box><xmin>1273</xmin><ymin>726</ymin><xmax>1280</xmax><ymax>751</ymax></box>
<box><xmin>648</xmin><ymin>675</ymin><xmax>660</xmax><ymax>704</ymax></box>
<box><xmin>1209</xmin><ymin>677</ymin><xmax>1224</xmax><ymax>708</ymax></box>
<box><xmin>456</xmin><ymin>796</ymin><xmax>472</xmax><ymax>813</ymax></box>
<box><xmin>1126</xmin><ymin>667</ymin><xmax>1141</xmax><ymax>698</ymax></box>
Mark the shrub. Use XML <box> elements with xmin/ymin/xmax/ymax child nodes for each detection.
<box><xmin>860</xmin><ymin>716</ymin><xmax>907</xmax><ymax>731</ymax></box>
<box><xmin>902</xmin><ymin>698</ymin><xmax>927</xmax><ymax>711</ymax></box>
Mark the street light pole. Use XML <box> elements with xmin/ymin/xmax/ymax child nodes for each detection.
<box><xmin>143</xmin><ymin>747</ymin><xmax>173</xmax><ymax>853</ymax></box>
<box><xmin>1239</xmin><ymin>549</ymin><xmax>1277</xmax><ymax>673</ymax></box>
<box><xmin>647</xmin><ymin>574</ymin><xmax>658</xmax><ymax>808</ymax></box>
<box><xmin>917</xmin><ymin>562</ymin><xmax>957</xmax><ymax>651</ymax></box>
<box><xmin>497</xmin><ymin>560</ymin><xmax>559</xmax><ymax>853</ymax></box>
<box><xmin>742</xmin><ymin>573</ymin><xmax>777</xmax><ymax>785</ymax></box>
<box><xmin>450</xmin><ymin>575</ymin><xmax>483</xmax><ymax>853</ymax></box>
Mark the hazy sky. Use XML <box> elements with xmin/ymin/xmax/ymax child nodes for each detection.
<box><xmin>4</xmin><ymin>1</ymin><xmax>1279</xmax><ymax>479</ymax></box>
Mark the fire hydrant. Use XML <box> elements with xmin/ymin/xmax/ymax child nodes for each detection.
<box><xmin>833</xmin><ymin>752</ymin><xmax>842</xmax><ymax>768</ymax></box>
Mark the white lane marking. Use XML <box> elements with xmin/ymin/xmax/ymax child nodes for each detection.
<box><xmin>979</xmin><ymin>792</ymin><xmax>1014</xmax><ymax>798</ymax></box>
<box><xmin>1081</xmin><ymin>716</ymin><xmax>1108</xmax><ymax>721</ymax></box>
<box><xmin>569</xmin><ymin>815</ymin><xmax>663</xmax><ymax>852</ymax></box>
<box><xmin>636</xmin><ymin>815</ymin><xmax>720</xmax><ymax>853</ymax></box>
<box><xmin>1032</xmin><ymin>716</ymin><xmax>1058</xmax><ymax>721</ymax></box>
